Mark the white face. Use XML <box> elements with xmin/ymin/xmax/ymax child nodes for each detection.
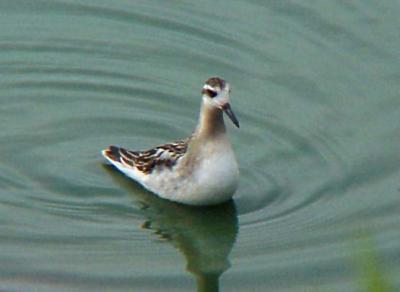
<box><xmin>201</xmin><ymin>77</ymin><xmax>239</xmax><ymax>128</ymax></box>
<box><xmin>202</xmin><ymin>83</ymin><xmax>231</xmax><ymax>109</ymax></box>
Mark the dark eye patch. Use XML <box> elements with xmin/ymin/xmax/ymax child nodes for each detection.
<box><xmin>202</xmin><ymin>88</ymin><xmax>218</xmax><ymax>98</ymax></box>
<box><xmin>207</xmin><ymin>89</ymin><xmax>218</xmax><ymax>98</ymax></box>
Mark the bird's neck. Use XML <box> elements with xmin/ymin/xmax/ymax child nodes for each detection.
<box><xmin>183</xmin><ymin>102</ymin><xmax>228</xmax><ymax>169</ymax></box>
<box><xmin>196</xmin><ymin>102</ymin><xmax>226</xmax><ymax>138</ymax></box>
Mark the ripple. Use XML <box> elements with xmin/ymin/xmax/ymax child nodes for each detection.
<box><xmin>0</xmin><ymin>43</ymin><xmax>349</xmax><ymax>246</ymax></box>
<box><xmin>1</xmin><ymin>0</ymin><xmax>400</xmax><ymax>290</ymax></box>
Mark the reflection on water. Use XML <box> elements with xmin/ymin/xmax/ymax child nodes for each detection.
<box><xmin>1</xmin><ymin>0</ymin><xmax>400</xmax><ymax>290</ymax></box>
<box><xmin>103</xmin><ymin>165</ymin><xmax>238</xmax><ymax>292</ymax></box>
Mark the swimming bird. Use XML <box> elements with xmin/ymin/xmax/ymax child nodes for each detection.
<box><xmin>102</xmin><ymin>77</ymin><xmax>239</xmax><ymax>206</ymax></box>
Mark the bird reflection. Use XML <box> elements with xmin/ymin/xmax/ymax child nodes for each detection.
<box><xmin>103</xmin><ymin>165</ymin><xmax>238</xmax><ymax>292</ymax></box>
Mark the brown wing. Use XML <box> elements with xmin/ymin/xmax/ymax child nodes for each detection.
<box><xmin>103</xmin><ymin>138</ymin><xmax>189</xmax><ymax>174</ymax></box>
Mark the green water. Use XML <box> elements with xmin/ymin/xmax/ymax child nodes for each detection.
<box><xmin>1</xmin><ymin>1</ymin><xmax>400</xmax><ymax>291</ymax></box>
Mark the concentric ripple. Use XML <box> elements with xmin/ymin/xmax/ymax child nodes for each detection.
<box><xmin>1</xmin><ymin>0</ymin><xmax>400</xmax><ymax>291</ymax></box>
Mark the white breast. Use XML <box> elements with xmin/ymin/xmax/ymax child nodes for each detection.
<box><xmin>177</xmin><ymin>138</ymin><xmax>239</xmax><ymax>205</ymax></box>
<box><xmin>136</xmin><ymin>137</ymin><xmax>239</xmax><ymax>206</ymax></box>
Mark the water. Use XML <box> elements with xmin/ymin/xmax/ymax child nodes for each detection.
<box><xmin>1</xmin><ymin>1</ymin><xmax>400</xmax><ymax>291</ymax></box>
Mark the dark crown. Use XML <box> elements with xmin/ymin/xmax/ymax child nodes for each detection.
<box><xmin>205</xmin><ymin>77</ymin><xmax>226</xmax><ymax>90</ymax></box>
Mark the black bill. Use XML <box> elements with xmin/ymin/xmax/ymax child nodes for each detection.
<box><xmin>222</xmin><ymin>103</ymin><xmax>240</xmax><ymax>128</ymax></box>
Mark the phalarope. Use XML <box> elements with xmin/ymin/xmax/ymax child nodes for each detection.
<box><xmin>102</xmin><ymin>77</ymin><xmax>239</xmax><ymax>206</ymax></box>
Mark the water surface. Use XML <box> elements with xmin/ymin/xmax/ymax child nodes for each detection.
<box><xmin>1</xmin><ymin>1</ymin><xmax>400</xmax><ymax>291</ymax></box>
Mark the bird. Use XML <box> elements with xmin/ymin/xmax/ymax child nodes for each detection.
<box><xmin>102</xmin><ymin>77</ymin><xmax>240</xmax><ymax>206</ymax></box>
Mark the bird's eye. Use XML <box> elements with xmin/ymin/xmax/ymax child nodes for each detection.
<box><xmin>202</xmin><ymin>87</ymin><xmax>218</xmax><ymax>98</ymax></box>
<box><xmin>206</xmin><ymin>89</ymin><xmax>217</xmax><ymax>98</ymax></box>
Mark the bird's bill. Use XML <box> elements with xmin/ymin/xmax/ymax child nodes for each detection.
<box><xmin>222</xmin><ymin>103</ymin><xmax>240</xmax><ymax>128</ymax></box>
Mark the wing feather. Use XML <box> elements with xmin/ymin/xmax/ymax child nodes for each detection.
<box><xmin>102</xmin><ymin>137</ymin><xmax>190</xmax><ymax>174</ymax></box>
